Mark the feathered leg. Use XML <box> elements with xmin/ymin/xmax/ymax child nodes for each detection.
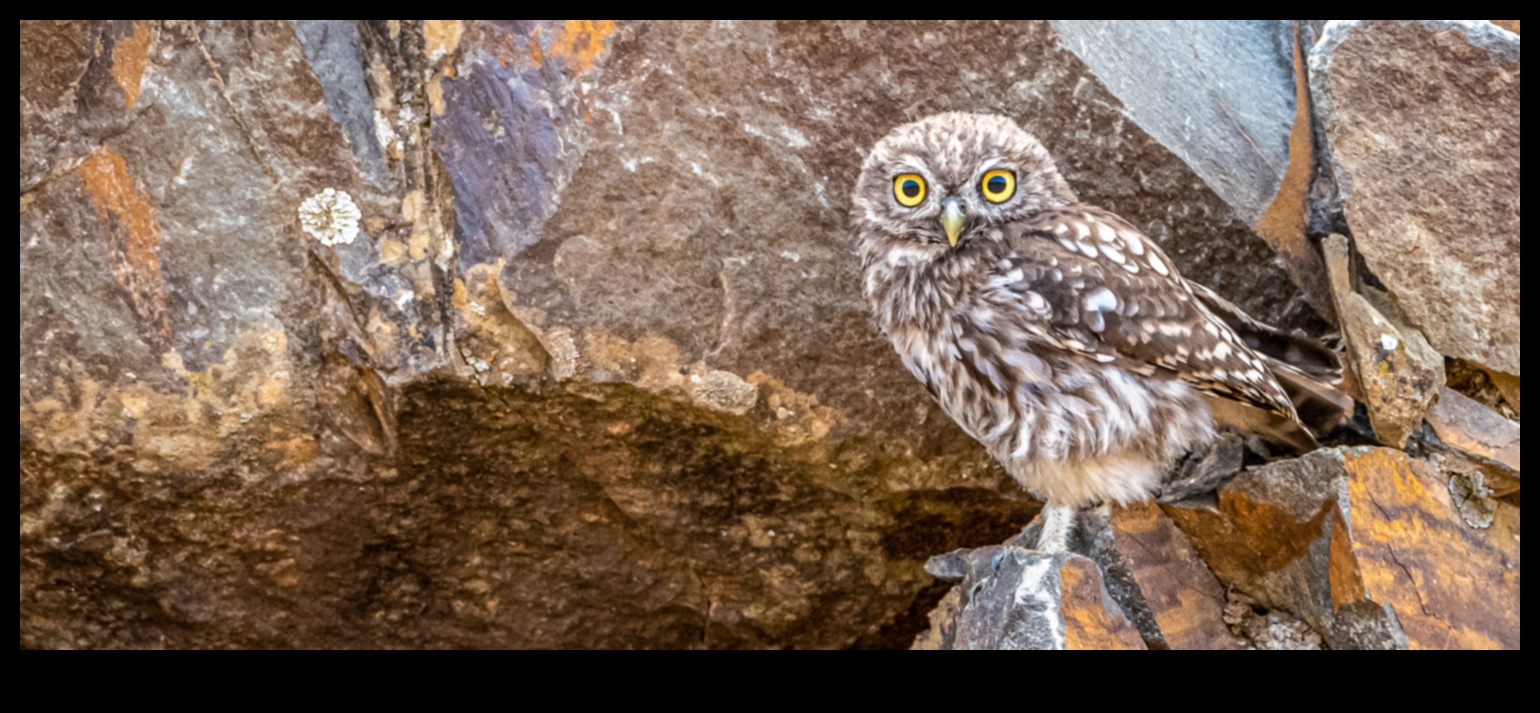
<box><xmin>1036</xmin><ymin>503</ymin><xmax>1076</xmax><ymax>553</ymax></box>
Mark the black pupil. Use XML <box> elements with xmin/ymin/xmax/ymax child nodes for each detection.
<box><xmin>901</xmin><ymin>180</ymin><xmax>921</xmax><ymax>198</ymax></box>
<box><xmin>988</xmin><ymin>176</ymin><xmax>1008</xmax><ymax>194</ymax></box>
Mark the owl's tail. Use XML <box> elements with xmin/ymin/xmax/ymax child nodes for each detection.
<box><xmin>1267</xmin><ymin>357</ymin><xmax>1355</xmax><ymax>435</ymax></box>
<box><xmin>1186</xmin><ymin>281</ymin><xmax>1355</xmax><ymax>449</ymax></box>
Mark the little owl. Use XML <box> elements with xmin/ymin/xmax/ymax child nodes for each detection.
<box><xmin>852</xmin><ymin>113</ymin><xmax>1349</xmax><ymax>552</ymax></box>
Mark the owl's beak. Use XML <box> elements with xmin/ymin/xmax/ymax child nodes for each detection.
<box><xmin>940</xmin><ymin>200</ymin><xmax>967</xmax><ymax>247</ymax></box>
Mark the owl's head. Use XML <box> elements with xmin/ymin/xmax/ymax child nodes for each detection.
<box><xmin>852</xmin><ymin>113</ymin><xmax>1076</xmax><ymax>250</ymax></box>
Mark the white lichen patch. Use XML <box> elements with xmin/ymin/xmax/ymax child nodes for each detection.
<box><xmin>298</xmin><ymin>188</ymin><xmax>362</xmax><ymax>247</ymax></box>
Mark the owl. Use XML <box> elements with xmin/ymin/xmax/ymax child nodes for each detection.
<box><xmin>852</xmin><ymin>113</ymin><xmax>1350</xmax><ymax>552</ymax></box>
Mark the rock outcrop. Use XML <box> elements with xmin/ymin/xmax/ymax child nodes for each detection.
<box><xmin>1311</xmin><ymin>20</ymin><xmax>1521</xmax><ymax>377</ymax></box>
<box><xmin>20</xmin><ymin>20</ymin><xmax>1519</xmax><ymax>650</ymax></box>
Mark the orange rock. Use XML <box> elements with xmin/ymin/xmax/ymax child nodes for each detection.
<box><xmin>1059</xmin><ymin>556</ymin><xmax>1147</xmax><ymax>651</ymax></box>
<box><xmin>1167</xmin><ymin>447</ymin><xmax>1520</xmax><ymax>650</ymax></box>
<box><xmin>1091</xmin><ymin>502</ymin><xmax>1239</xmax><ymax>650</ymax></box>
<box><xmin>1427</xmin><ymin>387</ymin><xmax>1521</xmax><ymax>479</ymax></box>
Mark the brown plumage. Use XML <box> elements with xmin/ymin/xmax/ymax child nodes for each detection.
<box><xmin>851</xmin><ymin>113</ymin><xmax>1350</xmax><ymax>551</ymax></box>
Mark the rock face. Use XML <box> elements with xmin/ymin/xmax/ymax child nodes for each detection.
<box><xmin>19</xmin><ymin>20</ymin><xmax>1317</xmax><ymax>650</ymax></box>
<box><xmin>20</xmin><ymin>20</ymin><xmax>1519</xmax><ymax>650</ymax></box>
<box><xmin>1311</xmin><ymin>21</ymin><xmax>1521</xmax><ymax>376</ymax></box>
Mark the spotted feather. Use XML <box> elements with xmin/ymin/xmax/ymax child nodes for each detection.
<box><xmin>978</xmin><ymin>207</ymin><xmax>1299</xmax><ymax>421</ymax></box>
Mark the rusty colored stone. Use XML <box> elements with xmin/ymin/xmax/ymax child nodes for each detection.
<box><xmin>1059</xmin><ymin>557</ymin><xmax>1147</xmax><ymax>651</ymax></box>
<box><xmin>1426</xmin><ymin>387</ymin><xmax>1521</xmax><ymax>499</ymax></box>
<box><xmin>1095</xmin><ymin>503</ymin><xmax>1239</xmax><ymax>650</ymax></box>
<box><xmin>1254</xmin><ymin>22</ymin><xmax>1335</xmax><ymax>323</ymax></box>
<box><xmin>1166</xmin><ymin>448</ymin><xmax>1521</xmax><ymax>650</ymax></box>
<box><xmin>1322</xmin><ymin>234</ymin><xmax>1443</xmax><ymax>448</ymax></box>
<box><xmin>1489</xmin><ymin>370</ymin><xmax>1521</xmax><ymax>417</ymax></box>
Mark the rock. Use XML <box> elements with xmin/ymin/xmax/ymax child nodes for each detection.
<box><xmin>1425</xmin><ymin>387</ymin><xmax>1521</xmax><ymax>498</ymax></box>
<box><xmin>1489</xmin><ymin>371</ymin><xmax>1521</xmax><ymax>418</ymax></box>
<box><xmin>1222</xmin><ymin>591</ymin><xmax>1325</xmax><ymax>650</ymax></box>
<box><xmin>1445</xmin><ymin>358</ymin><xmax>1521</xmax><ymax>421</ymax></box>
<box><xmin>1052</xmin><ymin>20</ymin><xmax>1334</xmax><ymax>321</ymax></box>
<box><xmin>1492</xmin><ymin>20</ymin><xmax>1520</xmax><ymax>34</ymax></box>
<box><xmin>917</xmin><ymin>546</ymin><xmax>1145</xmax><ymax>650</ymax></box>
<box><xmin>922</xmin><ymin>497</ymin><xmax>1239</xmax><ymax>650</ymax></box>
<box><xmin>1322</xmin><ymin>235</ymin><xmax>1443</xmax><ymax>448</ymax></box>
<box><xmin>21</xmin><ymin>20</ymin><xmax>1332</xmax><ymax>649</ymax></box>
<box><xmin>1165</xmin><ymin>448</ymin><xmax>1521</xmax><ymax>650</ymax></box>
<box><xmin>1157</xmin><ymin>434</ymin><xmax>1247</xmax><ymax>503</ymax></box>
<box><xmin>1080</xmin><ymin>503</ymin><xmax>1240</xmax><ymax>650</ymax></box>
<box><xmin>1311</xmin><ymin>21</ymin><xmax>1521</xmax><ymax>375</ymax></box>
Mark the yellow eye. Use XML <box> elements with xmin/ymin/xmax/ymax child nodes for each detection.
<box><xmin>981</xmin><ymin>170</ymin><xmax>1016</xmax><ymax>204</ymax></box>
<box><xmin>893</xmin><ymin>174</ymin><xmax>926</xmax><ymax>207</ymax></box>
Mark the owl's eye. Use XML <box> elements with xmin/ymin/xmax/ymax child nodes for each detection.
<box><xmin>981</xmin><ymin>170</ymin><xmax>1016</xmax><ymax>204</ymax></box>
<box><xmin>893</xmin><ymin>174</ymin><xmax>927</xmax><ymax>207</ymax></box>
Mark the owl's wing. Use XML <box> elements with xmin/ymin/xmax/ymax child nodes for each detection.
<box><xmin>977</xmin><ymin>206</ymin><xmax>1300</xmax><ymax>422</ymax></box>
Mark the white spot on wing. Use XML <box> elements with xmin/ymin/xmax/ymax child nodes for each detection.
<box><xmin>1025</xmin><ymin>291</ymin><xmax>1049</xmax><ymax>314</ymax></box>
<box><xmin>1083</xmin><ymin>287</ymin><xmax>1118</xmax><ymax>313</ymax></box>
<box><xmin>1122</xmin><ymin>231</ymin><xmax>1146</xmax><ymax>256</ymax></box>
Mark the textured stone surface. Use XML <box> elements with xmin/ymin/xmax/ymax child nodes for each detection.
<box><xmin>1050</xmin><ymin>21</ymin><xmax>1296</xmax><ymax>228</ymax></box>
<box><xmin>1426</xmin><ymin>387</ymin><xmax>1521</xmax><ymax>500</ymax></box>
<box><xmin>1323</xmin><ymin>235</ymin><xmax>1443</xmax><ymax>447</ymax></box>
<box><xmin>917</xmin><ymin>546</ymin><xmax>1144</xmax><ymax>651</ymax></box>
<box><xmin>923</xmin><ymin>499</ymin><xmax>1237</xmax><ymax>650</ymax></box>
<box><xmin>1056</xmin><ymin>21</ymin><xmax>1335</xmax><ymax>323</ymax></box>
<box><xmin>1311</xmin><ymin>20</ymin><xmax>1521</xmax><ymax>375</ymax></box>
<box><xmin>23</xmin><ymin>19</ymin><xmax>1518</xmax><ymax>651</ymax></box>
<box><xmin>1082</xmin><ymin>503</ymin><xmax>1240</xmax><ymax>650</ymax></box>
<box><xmin>22</xmin><ymin>20</ymin><xmax>1323</xmax><ymax>650</ymax></box>
<box><xmin>1166</xmin><ymin>448</ymin><xmax>1521</xmax><ymax>650</ymax></box>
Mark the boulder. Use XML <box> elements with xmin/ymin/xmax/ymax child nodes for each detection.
<box><xmin>920</xmin><ymin>498</ymin><xmax>1240</xmax><ymax>650</ymax></box>
<box><xmin>1311</xmin><ymin>21</ymin><xmax>1521</xmax><ymax>375</ymax></box>
<box><xmin>1080</xmin><ymin>503</ymin><xmax>1240</xmax><ymax>650</ymax></box>
<box><xmin>1165</xmin><ymin>448</ymin><xmax>1521</xmax><ymax>650</ymax></box>
<box><xmin>916</xmin><ymin>546</ymin><xmax>1145</xmax><ymax>651</ymax></box>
